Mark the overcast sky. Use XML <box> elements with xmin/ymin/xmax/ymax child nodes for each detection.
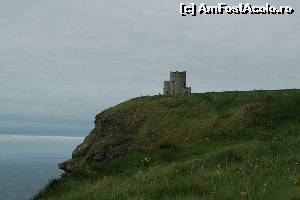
<box><xmin>0</xmin><ymin>0</ymin><xmax>299</xmax><ymax>136</ymax></box>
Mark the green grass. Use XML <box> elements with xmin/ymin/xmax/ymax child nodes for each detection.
<box><xmin>34</xmin><ymin>89</ymin><xmax>300</xmax><ymax>200</ymax></box>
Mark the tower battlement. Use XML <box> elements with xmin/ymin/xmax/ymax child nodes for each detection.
<box><xmin>170</xmin><ymin>71</ymin><xmax>186</xmax><ymax>77</ymax></box>
<box><xmin>163</xmin><ymin>71</ymin><xmax>191</xmax><ymax>95</ymax></box>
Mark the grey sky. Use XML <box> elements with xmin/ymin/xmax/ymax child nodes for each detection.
<box><xmin>0</xmin><ymin>0</ymin><xmax>299</xmax><ymax>136</ymax></box>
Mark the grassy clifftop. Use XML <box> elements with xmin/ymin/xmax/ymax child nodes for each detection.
<box><xmin>35</xmin><ymin>90</ymin><xmax>300</xmax><ymax>200</ymax></box>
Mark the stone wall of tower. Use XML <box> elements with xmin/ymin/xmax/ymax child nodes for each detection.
<box><xmin>169</xmin><ymin>71</ymin><xmax>186</xmax><ymax>94</ymax></box>
<box><xmin>163</xmin><ymin>81</ymin><xmax>170</xmax><ymax>95</ymax></box>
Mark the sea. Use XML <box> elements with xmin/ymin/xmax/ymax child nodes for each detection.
<box><xmin>0</xmin><ymin>135</ymin><xmax>84</xmax><ymax>200</ymax></box>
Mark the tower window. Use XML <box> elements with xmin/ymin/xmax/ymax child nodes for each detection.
<box><xmin>173</xmin><ymin>81</ymin><xmax>175</xmax><ymax>85</ymax></box>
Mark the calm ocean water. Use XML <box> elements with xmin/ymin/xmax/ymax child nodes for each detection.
<box><xmin>0</xmin><ymin>135</ymin><xmax>84</xmax><ymax>200</ymax></box>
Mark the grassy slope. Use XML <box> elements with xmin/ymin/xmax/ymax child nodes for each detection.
<box><xmin>35</xmin><ymin>90</ymin><xmax>300</xmax><ymax>200</ymax></box>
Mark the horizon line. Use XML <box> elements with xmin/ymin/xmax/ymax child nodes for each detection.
<box><xmin>0</xmin><ymin>134</ymin><xmax>85</xmax><ymax>141</ymax></box>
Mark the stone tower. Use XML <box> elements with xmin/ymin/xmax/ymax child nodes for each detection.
<box><xmin>163</xmin><ymin>71</ymin><xmax>191</xmax><ymax>95</ymax></box>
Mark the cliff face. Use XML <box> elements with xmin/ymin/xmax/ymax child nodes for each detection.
<box><xmin>59</xmin><ymin>90</ymin><xmax>300</xmax><ymax>173</ymax></box>
<box><xmin>59</xmin><ymin>99</ymin><xmax>146</xmax><ymax>172</ymax></box>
